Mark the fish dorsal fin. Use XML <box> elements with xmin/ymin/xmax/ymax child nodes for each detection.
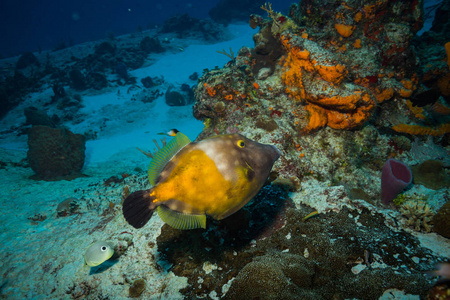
<box><xmin>157</xmin><ymin>205</ymin><xmax>206</xmax><ymax>230</ymax></box>
<box><xmin>148</xmin><ymin>132</ymin><xmax>191</xmax><ymax>185</ymax></box>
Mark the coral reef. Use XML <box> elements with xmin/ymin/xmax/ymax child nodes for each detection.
<box><xmin>399</xmin><ymin>200</ymin><xmax>435</xmax><ymax>232</ymax></box>
<box><xmin>69</xmin><ymin>69</ymin><xmax>87</xmax><ymax>91</ymax></box>
<box><xmin>427</xmin><ymin>282</ymin><xmax>450</xmax><ymax>300</ymax></box>
<box><xmin>2</xmin><ymin>0</ymin><xmax>450</xmax><ymax>298</ymax></box>
<box><xmin>24</xmin><ymin>106</ymin><xmax>57</xmax><ymax>127</ymax></box>
<box><xmin>165</xmin><ymin>84</ymin><xmax>195</xmax><ymax>106</ymax></box>
<box><xmin>27</xmin><ymin>125</ymin><xmax>86</xmax><ymax>180</ymax></box>
<box><xmin>15</xmin><ymin>52</ymin><xmax>39</xmax><ymax>70</ymax></box>
<box><xmin>409</xmin><ymin>137</ymin><xmax>450</xmax><ymax>167</ymax></box>
<box><xmin>156</xmin><ymin>192</ymin><xmax>436</xmax><ymax>298</ymax></box>
<box><xmin>410</xmin><ymin>1</ymin><xmax>450</xmax><ymax>132</ymax></box>
<box><xmin>188</xmin><ymin>3</ymin><xmax>450</xmax><ymax>295</ymax></box>
<box><xmin>411</xmin><ymin>160</ymin><xmax>450</xmax><ymax>190</ymax></box>
<box><xmin>0</xmin><ymin>69</ymin><xmax>41</xmax><ymax>119</ymax></box>
<box><xmin>195</xmin><ymin>0</ymin><xmax>427</xmax><ymax>136</ymax></box>
<box><xmin>224</xmin><ymin>252</ymin><xmax>316</xmax><ymax>299</ymax></box>
<box><xmin>193</xmin><ymin>0</ymin><xmax>448</xmax><ymax>203</ymax></box>
<box><xmin>433</xmin><ymin>200</ymin><xmax>450</xmax><ymax>238</ymax></box>
<box><xmin>139</xmin><ymin>36</ymin><xmax>164</xmax><ymax>54</ymax></box>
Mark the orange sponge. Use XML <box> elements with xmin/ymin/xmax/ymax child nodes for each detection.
<box><xmin>335</xmin><ymin>24</ymin><xmax>355</xmax><ymax>37</ymax></box>
<box><xmin>392</xmin><ymin>123</ymin><xmax>450</xmax><ymax>136</ymax></box>
<box><xmin>315</xmin><ymin>64</ymin><xmax>347</xmax><ymax>84</ymax></box>
<box><xmin>305</xmin><ymin>104</ymin><xmax>327</xmax><ymax>132</ymax></box>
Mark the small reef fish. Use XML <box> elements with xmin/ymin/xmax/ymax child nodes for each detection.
<box><xmin>84</xmin><ymin>241</ymin><xmax>114</xmax><ymax>267</ymax></box>
<box><xmin>302</xmin><ymin>211</ymin><xmax>318</xmax><ymax>221</ymax></box>
<box><xmin>426</xmin><ymin>263</ymin><xmax>450</xmax><ymax>280</ymax></box>
<box><xmin>122</xmin><ymin>132</ymin><xmax>280</xmax><ymax>230</ymax></box>
<box><xmin>364</xmin><ymin>249</ymin><xmax>372</xmax><ymax>268</ymax></box>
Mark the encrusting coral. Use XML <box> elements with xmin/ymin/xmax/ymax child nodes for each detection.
<box><xmin>399</xmin><ymin>200</ymin><xmax>435</xmax><ymax>233</ymax></box>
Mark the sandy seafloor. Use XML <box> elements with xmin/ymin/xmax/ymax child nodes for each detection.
<box><xmin>0</xmin><ymin>24</ymin><xmax>255</xmax><ymax>299</ymax></box>
<box><xmin>0</xmin><ymin>22</ymin><xmax>449</xmax><ymax>299</ymax></box>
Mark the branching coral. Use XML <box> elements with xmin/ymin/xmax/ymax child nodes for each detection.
<box><xmin>260</xmin><ymin>2</ymin><xmax>298</xmax><ymax>35</ymax></box>
<box><xmin>399</xmin><ymin>200</ymin><xmax>435</xmax><ymax>233</ymax></box>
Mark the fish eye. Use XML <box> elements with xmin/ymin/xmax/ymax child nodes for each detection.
<box><xmin>101</xmin><ymin>246</ymin><xmax>107</xmax><ymax>251</ymax></box>
<box><xmin>237</xmin><ymin>140</ymin><xmax>245</xmax><ymax>148</ymax></box>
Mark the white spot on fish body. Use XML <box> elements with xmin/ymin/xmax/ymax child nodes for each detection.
<box><xmin>198</xmin><ymin>140</ymin><xmax>235</xmax><ymax>181</ymax></box>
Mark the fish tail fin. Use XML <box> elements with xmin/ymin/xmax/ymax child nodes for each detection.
<box><xmin>122</xmin><ymin>189</ymin><xmax>157</xmax><ymax>228</ymax></box>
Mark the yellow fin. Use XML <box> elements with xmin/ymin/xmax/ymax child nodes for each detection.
<box><xmin>148</xmin><ymin>132</ymin><xmax>191</xmax><ymax>185</ymax></box>
<box><xmin>157</xmin><ymin>205</ymin><xmax>206</xmax><ymax>230</ymax></box>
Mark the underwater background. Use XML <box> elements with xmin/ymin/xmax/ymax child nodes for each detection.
<box><xmin>0</xmin><ymin>0</ymin><xmax>449</xmax><ymax>299</ymax></box>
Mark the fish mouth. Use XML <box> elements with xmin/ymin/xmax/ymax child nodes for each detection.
<box><xmin>269</xmin><ymin>144</ymin><xmax>281</xmax><ymax>161</ymax></box>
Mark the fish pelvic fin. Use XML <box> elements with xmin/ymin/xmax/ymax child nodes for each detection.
<box><xmin>122</xmin><ymin>189</ymin><xmax>157</xmax><ymax>228</ymax></box>
<box><xmin>157</xmin><ymin>205</ymin><xmax>206</xmax><ymax>230</ymax></box>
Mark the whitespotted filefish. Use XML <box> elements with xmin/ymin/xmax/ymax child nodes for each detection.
<box><xmin>122</xmin><ymin>132</ymin><xmax>280</xmax><ymax>230</ymax></box>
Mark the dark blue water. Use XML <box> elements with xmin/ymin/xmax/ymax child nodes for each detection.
<box><xmin>0</xmin><ymin>0</ymin><xmax>293</xmax><ymax>58</ymax></box>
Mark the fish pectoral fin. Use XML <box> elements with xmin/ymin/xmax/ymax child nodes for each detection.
<box><xmin>236</xmin><ymin>162</ymin><xmax>255</xmax><ymax>182</ymax></box>
<box><xmin>157</xmin><ymin>205</ymin><xmax>206</xmax><ymax>230</ymax></box>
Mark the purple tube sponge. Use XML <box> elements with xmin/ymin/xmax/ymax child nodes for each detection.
<box><xmin>381</xmin><ymin>159</ymin><xmax>412</xmax><ymax>205</ymax></box>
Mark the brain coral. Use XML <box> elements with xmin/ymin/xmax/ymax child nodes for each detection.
<box><xmin>224</xmin><ymin>252</ymin><xmax>316</xmax><ymax>299</ymax></box>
